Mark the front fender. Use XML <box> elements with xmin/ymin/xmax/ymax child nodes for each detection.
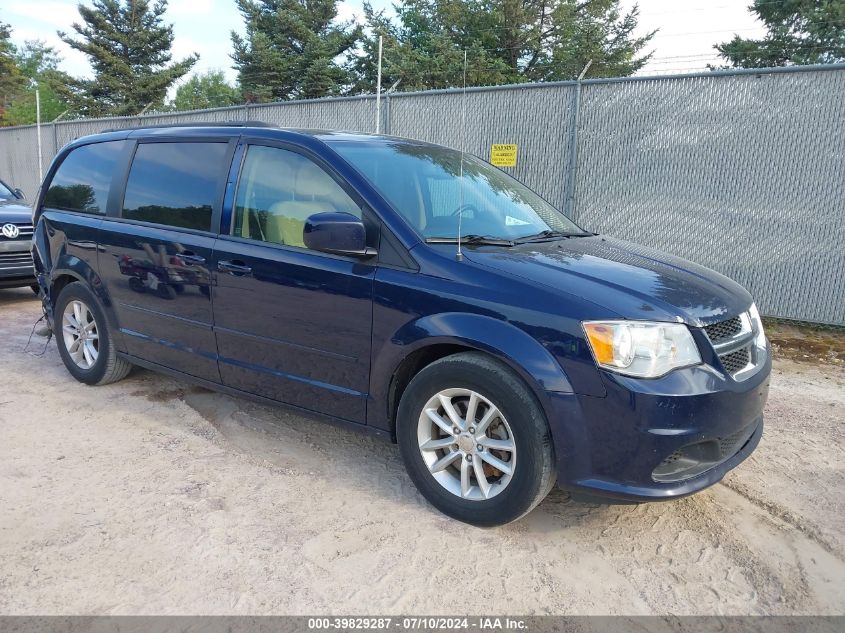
<box><xmin>369</xmin><ymin>311</ymin><xmax>574</xmax><ymax>432</ymax></box>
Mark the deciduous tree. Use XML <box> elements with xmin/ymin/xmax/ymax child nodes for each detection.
<box><xmin>0</xmin><ymin>23</ymin><xmax>25</xmax><ymax>125</ymax></box>
<box><xmin>4</xmin><ymin>41</ymin><xmax>71</xmax><ymax>125</ymax></box>
<box><xmin>171</xmin><ymin>70</ymin><xmax>241</xmax><ymax>111</ymax></box>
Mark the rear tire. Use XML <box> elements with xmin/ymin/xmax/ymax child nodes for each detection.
<box><xmin>397</xmin><ymin>352</ymin><xmax>555</xmax><ymax>526</ymax></box>
<box><xmin>55</xmin><ymin>282</ymin><xmax>132</xmax><ymax>386</ymax></box>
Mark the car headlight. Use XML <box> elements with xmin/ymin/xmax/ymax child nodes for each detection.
<box><xmin>582</xmin><ymin>320</ymin><xmax>702</xmax><ymax>378</ymax></box>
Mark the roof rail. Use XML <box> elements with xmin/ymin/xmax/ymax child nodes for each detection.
<box><xmin>101</xmin><ymin>120</ymin><xmax>275</xmax><ymax>133</ymax></box>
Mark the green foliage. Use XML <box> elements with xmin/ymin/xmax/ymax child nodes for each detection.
<box><xmin>0</xmin><ymin>23</ymin><xmax>26</xmax><ymax>125</ymax></box>
<box><xmin>58</xmin><ymin>0</ymin><xmax>198</xmax><ymax>117</ymax></box>
<box><xmin>716</xmin><ymin>0</ymin><xmax>845</xmax><ymax>68</ymax></box>
<box><xmin>352</xmin><ymin>0</ymin><xmax>654</xmax><ymax>92</ymax></box>
<box><xmin>4</xmin><ymin>41</ymin><xmax>72</xmax><ymax>125</ymax></box>
<box><xmin>231</xmin><ymin>0</ymin><xmax>363</xmax><ymax>101</ymax></box>
<box><xmin>171</xmin><ymin>70</ymin><xmax>241</xmax><ymax>111</ymax></box>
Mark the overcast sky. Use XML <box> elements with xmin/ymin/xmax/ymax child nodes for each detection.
<box><xmin>2</xmin><ymin>0</ymin><xmax>766</xmax><ymax>86</ymax></box>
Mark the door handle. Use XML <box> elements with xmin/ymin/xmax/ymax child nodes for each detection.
<box><xmin>176</xmin><ymin>252</ymin><xmax>206</xmax><ymax>265</ymax></box>
<box><xmin>217</xmin><ymin>260</ymin><xmax>252</xmax><ymax>276</ymax></box>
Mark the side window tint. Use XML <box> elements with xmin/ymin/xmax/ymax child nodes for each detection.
<box><xmin>44</xmin><ymin>140</ymin><xmax>127</xmax><ymax>214</ymax></box>
<box><xmin>122</xmin><ymin>142</ymin><xmax>228</xmax><ymax>231</ymax></box>
<box><xmin>233</xmin><ymin>145</ymin><xmax>361</xmax><ymax>249</ymax></box>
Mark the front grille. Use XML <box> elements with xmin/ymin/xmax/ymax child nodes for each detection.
<box><xmin>718</xmin><ymin>426</ymin><xmax>755</xmax><ymax>457</ymax></box>
<box><xmin>720</xmin><ymin>347</ymin><xmax>751</xmax><ymax>374</ymax></box>
<box><xmin>0</xmin><ymin>252</ymin><xmax>33</xmax><ymax>268</ymax></box>
<box><xmin>704</xmin><ymin>316</ymin><xmax>742</xmax><ymax>343</ymax></box>
<box><xmin>704</xmin><ymin>314</ymin><xmax>757</xmax><ymax>379</ymax></box>
<box><xmin>653</xmin><ymin>421</ymin><xmax>759</xmax><ymax>483</ymax></box>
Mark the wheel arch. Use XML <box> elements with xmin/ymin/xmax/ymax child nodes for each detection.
<box><xmin>374</xmin><ymin>312</ymin><xmax>574</xmax><ymax>439</ymax></box>
<box><xmin>48</xmin><ymin>266</ymin><xmax>124</xmax><ymax>353</ymax></box>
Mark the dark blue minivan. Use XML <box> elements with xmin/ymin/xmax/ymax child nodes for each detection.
<box><xmin>32</xmin><ymin>124</ymin><xmax>770</xmax><ymax>526</ymax></box>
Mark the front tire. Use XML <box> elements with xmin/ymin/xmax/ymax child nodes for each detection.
<box><xmin>397</xmin><ymin>352</ymin><xmax>556</xmax><ymax>526</ymax></box>
<box><xmin>55</xmin><ymin>282</ymin><xmax>132</xmax><ymax>385</ymax></box>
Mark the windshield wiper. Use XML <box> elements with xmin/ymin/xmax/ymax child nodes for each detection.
<box><xmin>513</xmin><ymin>229</ymin><xmax>593</xmax><ymax>243</ymax></box>
<box><xmin>425</xmin><ymin>234</ymin><xmax>515</xmax><ymax>247</ymax></box>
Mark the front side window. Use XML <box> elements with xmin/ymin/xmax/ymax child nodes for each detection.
<box><xmin>329</xmin><ymin>140</ymin><xmax>585</xmax><ymax>241</ymax></box>
<box><xmin>122</xmin><ymin>142</ymin><xmax>228</xmax><ymax>231</ymax></box>
<box><xmin>44</xmin><ymin>141</ymin><xmax>127</xmax><ymax>214</ymax></box>
<box><xmin>233</xmin><ymin>145</ymin><xmax>361</xmax><ymax>249</ymax></box>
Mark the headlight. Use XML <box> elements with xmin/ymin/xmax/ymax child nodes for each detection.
<box><xmin>582</xmin><ymin>320</ymin><xmax>702</xmax><ymax>378</ymax></box>
<box><xmin>748</xmin><ymin>303</ymin><xmax>767</xmax><ymax>348</ymax></box>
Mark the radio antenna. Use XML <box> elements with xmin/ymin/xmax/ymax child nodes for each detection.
<box><xmin>456</xmin><ymin>49</ymin><xmax>467</xmax><ymax>262</ymax></box>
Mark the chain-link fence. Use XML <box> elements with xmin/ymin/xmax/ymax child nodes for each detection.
<box><xmin>1</xmin><ymin>64</ymin><xmax>843</xmax><ymax>325</ymax></box>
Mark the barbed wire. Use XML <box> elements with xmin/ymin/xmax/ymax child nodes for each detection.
<box><xmin>368</xmin><ymin>16</ymin><xmax>844</xmax><ymax>42</ymax></box>
<box><xmin>638</xmin><ymin>0</ymin><xmax>835</xmax><ymax>17</ymax></box>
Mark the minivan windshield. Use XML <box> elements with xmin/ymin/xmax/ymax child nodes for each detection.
<box><xmin>328</xmin><ymin>140</ymin><xmax>586</xmax><ymax>242</ymax></box>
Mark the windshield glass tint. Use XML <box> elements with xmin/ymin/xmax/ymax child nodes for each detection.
<box><xmin>328</xmin><ymin>141</ymin><xmax>583</xmax><ymax>240</ymax></box>
<box><xmin>0</xmin><ymin>181</ymin><xmax>14</xmax><ymax>199</ymax></box>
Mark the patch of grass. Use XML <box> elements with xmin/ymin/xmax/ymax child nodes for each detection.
<box><xmin>763</xmin><ymin>318</ymin><xmax>845</xmax><ymax>366</ymax></box>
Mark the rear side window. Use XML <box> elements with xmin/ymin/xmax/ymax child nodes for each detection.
<box><xmin>122</xmin><ymin>142</ymin><xmax>228</xmax><ymax>231</ymax></box>
<box><xmin>44</xmin><ymin>141</ymin><xmax>127</xmax><ymax>214</ymax></box>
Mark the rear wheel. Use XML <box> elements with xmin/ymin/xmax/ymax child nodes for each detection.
<box><xmin>397</xmin><ymin>352</ymin><xmax>555</xmax><ymax>526</ymax></box>
<box><xmin>55</xmin><ymin>282</ymin><xmax>132</xmax><ymax>385</ymax></box>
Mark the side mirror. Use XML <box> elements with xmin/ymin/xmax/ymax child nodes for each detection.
<box><xmin>13</xmin><ymin>188</ymin><xmax>25</xmax><ymax>200</ymax></box>
<box><xmin>303</xmin><ymin>212</ymin><xmax>376</xmax><ymax>258</ymax></box>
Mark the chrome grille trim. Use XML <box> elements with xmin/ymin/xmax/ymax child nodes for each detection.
<box><xmin>0</xmin><ymin>223</ymin><xmax>34</xmax><ymax>240</ymax></box>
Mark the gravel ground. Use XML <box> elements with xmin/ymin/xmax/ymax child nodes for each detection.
<box><xmin>0</xmin><ymin>287</ymin><xmax>843</xmax><ymax>615</ymax></box>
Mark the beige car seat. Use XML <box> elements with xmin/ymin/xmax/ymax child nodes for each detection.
<box><xmin>265</xmin><ymin>160</ymin><xmax>356</xmax><ymax>247</ymax></box>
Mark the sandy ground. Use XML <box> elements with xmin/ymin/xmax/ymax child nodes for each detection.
<box><xmin>0</xmin><ymin>287</ymin><xmax>843</xmax><ymax>616</ymax></box>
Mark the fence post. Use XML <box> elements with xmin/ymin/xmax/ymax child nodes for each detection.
<box><xmin>384</xmin><ymin>93</ymin><xmax>391</xmax><ymax>135</ymax></box>
<box><xmin>564</xmin><ymin>61</ymin><xmax>592</xmax><ymax>221</ymax></box>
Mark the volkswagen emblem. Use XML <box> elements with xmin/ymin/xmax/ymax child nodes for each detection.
<box><xmin>1</xmin><ymin>223</ymin><xmax>20</xmax><ymax>239</ymax></box>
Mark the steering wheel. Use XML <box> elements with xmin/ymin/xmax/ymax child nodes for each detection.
<box><xmin>450</xmin><ymin>203</ymin><xmax>481</xmax><ymax>217</ymax></box>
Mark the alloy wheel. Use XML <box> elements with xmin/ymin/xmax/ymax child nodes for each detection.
<box><xmin>416</xmin><ymin>388</ymin><xmax>516</xmax><ymax>501</ymax></box>
<box><xmin>62</xmin><ymin>299</ymin><xmax>99</xmax><ymax>370</ymax></box>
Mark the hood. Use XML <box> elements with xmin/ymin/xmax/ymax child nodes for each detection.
<box><xmin>463</xmin><ymin>236</ymin><xmax>752</xmax><ymax>327</ymax></box>
<box><xmin>0</xmin><ymin>199</ymin><xmax>34</xmax><ymax>224</ymax></box>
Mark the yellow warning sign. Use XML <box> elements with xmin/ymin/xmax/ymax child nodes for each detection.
<box><xmin>490</xmin><ymin>144</ymin><xmax>517</xmax><ymax>167</ymax></box>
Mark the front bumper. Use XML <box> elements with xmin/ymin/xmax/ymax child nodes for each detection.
<box><xmin>547</xmin><ymin>347</ymin><xmax>771</xmax><ymax>502</ymax></box>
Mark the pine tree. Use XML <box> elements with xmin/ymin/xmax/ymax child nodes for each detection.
<box><xmin>231</xmin><ymin>0</ymin><xmax>362</xmax><ymax>101</ymax></box>
<box><xmin>58</xmin><ymin>0</ymin><xmax>198</xmax><ymax>117</ymax></box>
<box><xmin>352</xmin><ymin>0</ymin><xmax>654</xmax><ymax>93</ymax></box>
<box><xmin>717</xmin><ymin>0</ymin><xmax>845</xmax><ymax>67</ymax></box>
